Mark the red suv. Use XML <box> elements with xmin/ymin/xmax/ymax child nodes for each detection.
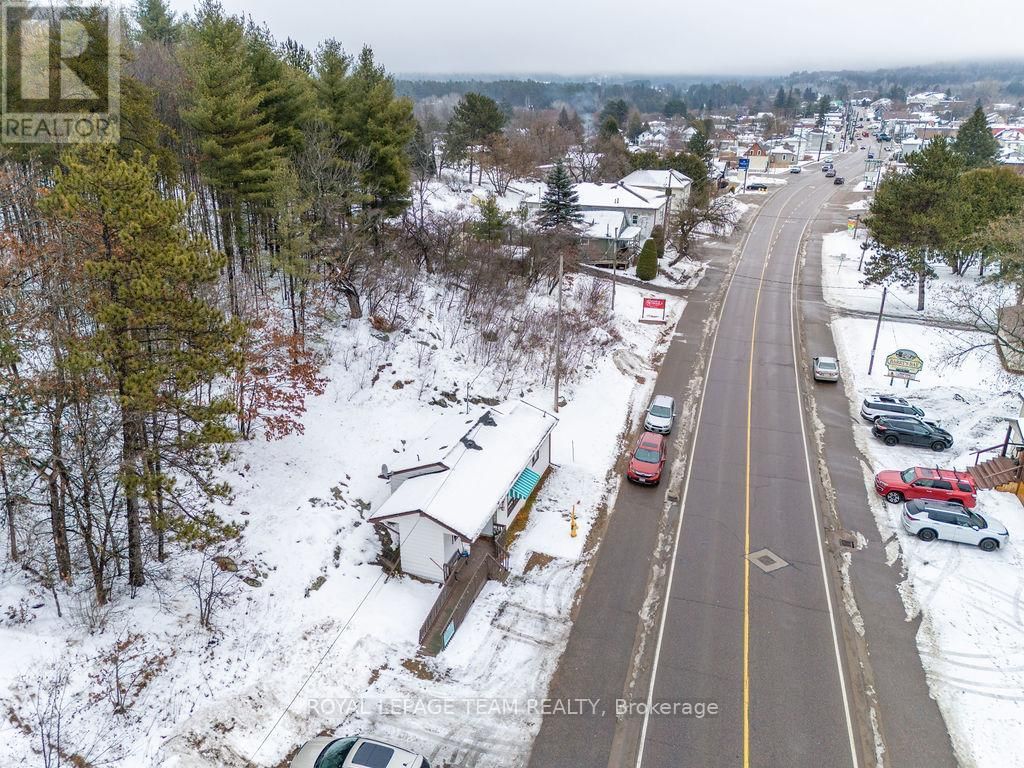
<box><xmin>627</xmin><ymin>432</ymin><xmax>667</xmax><ymax>486</ymax></box>
<box><xmin>874</xmin><ymin>467</ymin><xmax>977</xmax><ymax>508</ymax></box>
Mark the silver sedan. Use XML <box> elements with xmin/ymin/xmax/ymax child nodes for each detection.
<box><xmin>812</xmin><ymin>356</ymin><xmax>840</xmax><ymax>382</ymax></box>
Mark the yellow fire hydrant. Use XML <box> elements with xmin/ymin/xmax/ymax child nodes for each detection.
<box><xmin>570</xmin><ymin>504</ymin><xmax>578</xmax><ymax>538</ymax></box>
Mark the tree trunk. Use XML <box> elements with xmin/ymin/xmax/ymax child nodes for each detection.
<box><xmin>1</xmin><ymin>454</ymin><xmax>17</xmax><ymax>562</ymax></box>
<box><xmin>48</xmin><ymin>411</ymin><xmax>72</xmax><ymax>582</ymax></box>
<box><xmin>917</xmin><ymin>270</ymin><xmax>926</xmax><ymax>311</ymax></box>
<box><xmin>121</xmin><ymin>407</ymin><xmax>145</xmax><ymax>590</ymax></box>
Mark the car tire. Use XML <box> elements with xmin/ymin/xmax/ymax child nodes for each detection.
<box><xmin>885</xmin><ymin>491</ymin><xmax>904</xmax><ymax>504</ymax></box>
<box><xmin>917</xmin><ymin>528</ymin><xmax>937</xmax><ymax>542</ymax></box>
<box><xmin>979</xmin><ymin>538</ymin><xmax>999</xmax><ymax>552</ymax></box>
<box><xmin>884</xmin><ymin>435</ymin><xmax>899</xmax><ymax>446</ymax></box>
<box><xmin>930</xmin><ymin>441</ymin><xmax>946</xmax><ymax>452</ymax></box>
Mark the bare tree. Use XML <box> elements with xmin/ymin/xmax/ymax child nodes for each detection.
<box><xmin>669</xmin><ymin>193</ymin><xmax>741</xmax><ymax>266</ymax></box>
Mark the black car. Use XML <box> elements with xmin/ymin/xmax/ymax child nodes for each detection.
<box><xmin>746</xmin><ymin>182</ymin><xmax>768</xmax><ymax>191</ymax></box>
<box><xmin>872</xmin><ymin>417</ymin><xmax>953</xmax><ymax>451</ymax></box>
<box><xmin>833</xmin><ymin>176</ymin><xmax>845</xmax><ymax>185</ymax></box>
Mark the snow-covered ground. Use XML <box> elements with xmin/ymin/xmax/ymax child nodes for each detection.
<box><xmin>0</xmin><ymin>273</ymin><xmax>684</xmax><ymax>767</ymax></box>
<box><xmin>820</xmin><ymin>229</ymin><xmax>1009</xmax><ymax>321</ymax></box>
<box><xmin>821</xmin><ymin>238</ymin><xmax>1024</xmax><ymax>767</ymax></box>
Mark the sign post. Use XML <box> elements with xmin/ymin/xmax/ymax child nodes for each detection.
<box><xmin>640</xmin><ymin>297</ymin><xmax>667</xmax><ymax>324</ymax></box>
<box><xmin>884</xmin><ymin>348</ymin><xmax>924</xmax><ymax>388</ymax></box>
<box><xmin>739</xmin><ymin>156</ymin><xmax>749</xmax><ymax>190</ymax></box>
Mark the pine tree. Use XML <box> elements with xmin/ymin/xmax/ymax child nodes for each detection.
<box><xmin>182</xmin><ymin>0</ymin><xmax>278</xmax><ymax>314</ymax></box>
<box><xmin>473</xmin><ymin>194</ymin><xmax>511</xmax><ymax>243</ymax></box>
<box><xmin>446</xmin><ymin>92</ymin><xmax>507</xmax><ymax>184</ymax></box>
<box><xmin>537</xmin><ymin>161</ymin><xmax>584</xmax><ymax>231</ymax></box>
<box><xmin>635</xmin><ymin>238</ymin><xmax>658</xmax><ymax>281</ymax></box>
<box><xmin>773</xmin><ymin>87</ymin><xmax>786</xmax><ymax>110</ymax></box>
<box><xmin>134</xmin><ymin>0</ymin><xmax>180</xmax><ymax>44</ymax></box>
<box><xmin>42</xmin><ymin>146</ymin><xmax>243</xmax><ymax>587</ymax></box>
<box><xmin>244</xmin><ymin>21</ymin><xmax>315</xmax><ymax>155</ymax></box>
<box><xmin>954</xmin><ymin>107</ymin><xmax>1000</xmax><ymax>168</ymax></box>
<box><xmin>327</xmin><ymin>46</ymin><xmax>416</xmax><ymax>214</ymax></box>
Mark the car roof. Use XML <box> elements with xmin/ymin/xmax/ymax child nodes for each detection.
<box><xmin>912</xmin><ymin>467</ymin><xmax>976</xmax><ymax>485</ymax></box>
<box><xmin>907</xmin><ymin>499</ymin><xmax>969</xmax><ymax>515</ymax></box>
<box><xmin>815</xmin><ymin>356</ymin><xmax>838</xmax><ymax>364</ymax></box>
<box><xmin>651</xmin><ymin>394</ymin><xmax>674</xmax><ymax>407</ymax></box>
<box><xmin>866</xmin><ymin>395</ymin><xmax>910</xmax><ymax>405</ymax></box>
<box><xmin>346</xmin><ymin>737</ymin><xmax>424</xmax><ymax>768</ymax></box>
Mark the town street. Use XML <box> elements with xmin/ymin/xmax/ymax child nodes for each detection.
<box><xmin>527</xmin><ymin>151</ymin><xmax>956</xmax><ymax>767</ymax></box>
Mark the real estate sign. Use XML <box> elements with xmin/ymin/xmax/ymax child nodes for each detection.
<box><xmin>641</xmin><ymin>297</ymin><xmax>668</xmax><ymax>323</ymax></box>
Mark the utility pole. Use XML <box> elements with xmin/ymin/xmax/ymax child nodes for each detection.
<box><xmin>553</xmin><ymin>249</ymin><xmax>563</xmax><ymax>413</ymax></box>
<box><xmin>867</xmin><ymin>285</ymin><xmax>888</xmax><ymax>375</ymax></box>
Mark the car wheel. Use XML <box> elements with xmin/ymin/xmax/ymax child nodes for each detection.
<box><xmin>917</xmin><ymin>528</ymin><xmax>937</xmax><ymax>542</ymax></box>
<box><xmin>930</xmin><ymin>441</ymin><xmax>946</xmax><ymax>452</ymax></box>
<box><xmin>884</xmin><ymin>435</ymin><xmax>898</xmax><ymax>446</ymax></box>
<box><xmin>979</xmin><ymin>538</ymin><xmax>999</xmax><ymax>552</ymax></box>
<box><xmin>885</xmin><ymin>491</ymin><xmax>904</xmax><ymax>504</ymax></box>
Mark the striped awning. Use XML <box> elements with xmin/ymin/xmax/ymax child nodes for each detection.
<box><xmin>510</xmin><ymin>467</ymin><xmax>542</xmax><ymax>500</ymax></box>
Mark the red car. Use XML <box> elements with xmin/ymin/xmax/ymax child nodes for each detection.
<box><xmin>874</xmin><ymin>466</ymin><xmax>977</xmax><ymax>508</ymax></box>
<box><xmin>627</xmin><ymin>431</ymin><xmax>667</xmax><ymax>486</ymax></box>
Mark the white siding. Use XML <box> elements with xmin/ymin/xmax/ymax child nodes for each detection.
<box><xmin>395</xmin><ymin>516</ymin><xmax>446</xmax><ymax>582</ymax></box>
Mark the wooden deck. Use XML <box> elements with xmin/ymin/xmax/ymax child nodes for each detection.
<box><xmin>418</xmin><ymin>535</ymin><xmax>509</xmax><ymax>656</ymax></box>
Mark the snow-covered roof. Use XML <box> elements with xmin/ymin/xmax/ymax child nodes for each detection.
<box><xmin>620</xmin><ymin>169</ymin><xmax>692</xmax><ymax>189</ymax></box>
<box><xmin>525</xmin><ymin>182</ymin><xmax>668</xmax><ymax>211</ymax></box>
<box><xmin>370</xmin><ymin>400</ymin><xmax>558</xmax><ymax>541</ymax></box>
<box><xmin>581</xmin><ymin>210</ymin><xmax>628</xmax><ymax>239</ymax></box>
<box><xmin>387</xmin><ymin>405</ymin><xmax>490</xmax><ymax>475</ymax></box>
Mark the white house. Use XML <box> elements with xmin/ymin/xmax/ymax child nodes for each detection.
<box><xmin>370</xmin><ymin>400</ymin><xmax>557</xmax><ymax>583</ymax></box>
<box><xmin>524</xmin><ymin>181</ymin><xmax>669</xmax><ymax>240</ymax></box>
<box><xmin>619</xmin><ymin>169</ymin><xmax>693</xmax><ymax>211</ymax></box>
<box><xmin>995</xmin><ymin>128</ymin><xmax>1024</xmax><ymax>154</ymax></box>
<box><xmin>579</xmin><ymin>210</ymin><xmax>642</xmax><ymax>259</ymax></box>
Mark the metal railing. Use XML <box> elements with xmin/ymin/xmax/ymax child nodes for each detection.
<box><xmin>418</xmin><ymin>553</ymin><xmax>509</xmax><ymax>652</ymax></box>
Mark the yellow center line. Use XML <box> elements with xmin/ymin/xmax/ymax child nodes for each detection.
<box><xmin>743</xmin><ymin>190</ymin><xmax>802</xmax><ymax>767</ymax></box>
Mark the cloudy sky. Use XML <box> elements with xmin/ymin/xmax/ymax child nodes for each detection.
<box><xmin>165</xmin><ymin>0</ymin><xmax>1021</xmax><ymax>76</ymax></box>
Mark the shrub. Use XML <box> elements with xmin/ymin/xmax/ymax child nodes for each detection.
<box><xmin>635</xmin><ymin>239</ymin><xmax>658</xmax><ymax>281</ymax></box>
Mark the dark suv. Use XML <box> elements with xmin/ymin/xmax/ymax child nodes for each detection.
<box><xmin>872</xmin><ymin>417</ymin><xmax>953</xmax><ymax>451</ymax></box>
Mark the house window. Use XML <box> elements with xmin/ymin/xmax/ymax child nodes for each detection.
<box><xmin>631</xmin><ymin>214</ymin><xmax>638</xmax><ymax>225</ymax></box>
<box><xmin>531</xmin><ymin>448</ymin><xmax>540</xmax><ymax>466</ymax></box>
<box><xmin>506</xmin><ymin>494</ymin><xmax>517</xmax><ymax>514</ymax></box>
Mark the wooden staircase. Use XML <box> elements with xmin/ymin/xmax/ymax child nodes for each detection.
<box><xmin>967</xmin><ymin>456</ymin><xmax>1022</xmax><ymax>490</ymax></box>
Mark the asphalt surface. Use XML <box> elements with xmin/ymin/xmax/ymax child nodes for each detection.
<box><xmin>527</xmin><ymin>146</ymin><xmax>956</xmax><ymax>768</ymax></box>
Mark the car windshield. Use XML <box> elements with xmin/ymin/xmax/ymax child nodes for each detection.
<box><xmin>650</xmin><ymin>405</ymin><xmax>672</xmax><ymax>418</ymax></box>
<box><xmin>968</xmin><ymin>513</ymin><xmax>987</xmax><ymax>529</ymax></box>
<box><xmin>900</xmin><ymin>468</ymin><xmax>916</xmax><ymax>483</ymax></box>
<box><xmin>634</xmin><ymin>448</ymin><xmax>660</xmax><ymax>463</ymax></box>
<box><xmin>315</xmin><ymin>738</ymin><xmax>358</xmax><ymax>768</ymax></box>
<box><xmin>817</xmin><ymin>360</ymin><xmax>836</xmax><ymax>370</ymax></box>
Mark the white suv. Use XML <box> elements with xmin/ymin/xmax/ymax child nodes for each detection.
<box><xmin>291</xmin><ymin>736</ymin><xmax>430</xmax><ymax>768</ymax></box>
<box><xmin>860</xmin><ymin>395</ymin><xmax>924</xmax><ymax>422</ymax></box>
<box><xmin>644</xmin><ymin>394</ymin><xmax>676</xmax><ymax>434</ymax></box>
<box><xmin>902</xmin><ymin>500</ymin><xmax>1008</xmax><ymax>551</ymax></box>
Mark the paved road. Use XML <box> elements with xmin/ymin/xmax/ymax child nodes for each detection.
<box><xmin>527</xmin><ymin>150</ymin><xmax>955</xmax><ymax>768</ymax></box>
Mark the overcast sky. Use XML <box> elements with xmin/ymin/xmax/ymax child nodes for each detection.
<box><xmin>165</xmin><ymin>0</ymin><xmax>1022</xmax><ymax>77</ymax></box>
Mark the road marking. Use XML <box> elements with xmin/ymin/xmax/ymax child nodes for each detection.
<box><xmin>634</xmin><ymin>183</ymin><xmax>805</xmax><ymax>768</ymax></box>
<box><xmin>787</xmin><ymin>185</ymin><xmax>861</xmax><ymax>768</ymax></box>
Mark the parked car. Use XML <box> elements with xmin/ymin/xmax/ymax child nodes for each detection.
<box><xmin>833</xmin><ymin>176</ymin><xmax>845</xmax><ymax>185</ymax></box>
<box><xmin>291</xmin><ymin>736</ymin><xmax>431</xmax><ymax>768</ymax></box>
<box><xmin>872</xmin><ymin>416</ymin><xmax>953</xmax><ymax>451</ymax></box>
<box><xmin>825</xmin><ymin>169</ymin><xmax>837</xmax><ymax>178</ymax></box>
<box><xmin>867</xmin><ymin>152</ymin><xmax>875</xmax><ymax>159</ymax></box>
<box><xmin>821</xmin><ymin>163</ymin><xmax>834</xmax><ymax>172</ymax></box>
<box><xmin>902</xmin><ymin>499</ymin><xmax>1008</xmax><ymax>551</ymax></box>
<box><xmin>644</xmin><ymin>394</ymin><xmax>676</xmax><ymax>434</ymax></box>
<box><xmin>627</xmin><ymin>431</ymin><xmax>667</xmax><ymax>486</ymax></box>
<box><xmin>874</xmin><ymin>466</ymin><xmax>977</xmax><ymax>507</ymax></box>
<box><xmin>746</xmin><ymin>182</ymin><xmax>768</xmax><ymax>191</ymax></box>
<box><xmin>812</xmin><ymin>355</ymin><xmax>840</xmax><ymax>381</ymax></box>
<box><xmin>789</xmin><ymin>165</ymin><xmax>802</xmax><ymax>173</ymax></box>
<box><xmin>860</xmin><ymin>395</ymin><xmax>924</xmax><ymax>422</ymax></box>
<box><xmin>859</xmin><ymin>145</ymin><xmax>867</xmax><ymax>150</ymax></box>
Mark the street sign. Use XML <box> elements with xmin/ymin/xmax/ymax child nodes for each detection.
<box><xmin>738</xmin><ymin>157</ymin><xmax>749</xmax><ymax>169</ymax></box>
<box><xmin>885</xmin><ymin>348</ymin><xmax>924</xmax><ymax>375</ymax></box>
<box><xmin>641</xmin><ymin>297</ymin><xmax>668</xmax><ymax>323</ymax></box>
